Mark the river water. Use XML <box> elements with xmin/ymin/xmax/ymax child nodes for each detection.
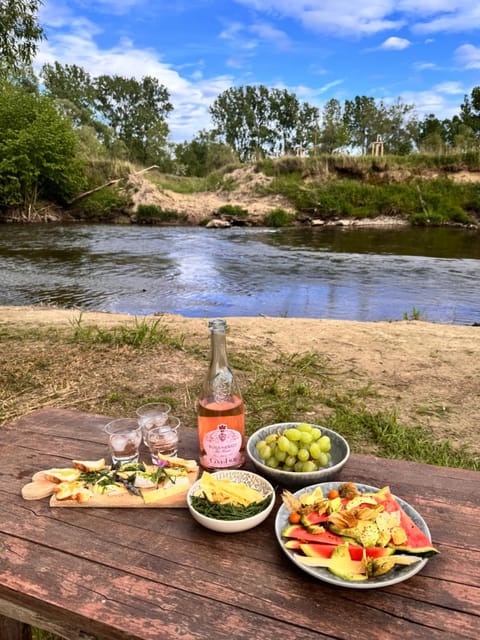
<box><xmin>0</xmin><ymin>224</ymin><xmax>479</xmax><ymax>325</ymax></box>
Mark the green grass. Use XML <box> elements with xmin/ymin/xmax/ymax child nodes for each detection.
<box><xmin>136</xmin><ymin>204</ymin><xmax>187</xmax><ymax>223</ymax></box>
<box><xmin>324</xmin><ymin>403</ymin><xmax>476</xmax><ymax>469</ymax></box>
<box><xmin>264</xmin><ymin>207</ymin><xmax>295</xmax><ymax>227</ymax></box>
<box><xmin>264</xmin><ymin>174</ymin><xmax>479</xmax><ymax>225</ymax></box>
<box><xmin>69</xmin><ymin>313</ymin><xmax>186</xmax><ymax>350</ymax></box>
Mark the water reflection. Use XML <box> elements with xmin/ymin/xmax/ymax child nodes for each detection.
<box><xmin>0</xmin><ymin>224</ymin><xmax>478</xmax><ymax>324</ymax></box>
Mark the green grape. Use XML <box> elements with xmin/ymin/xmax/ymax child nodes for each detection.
<box><xmin>259</xmin><ymin>444</ymin><xmax>272</xmax><ymax>461</ymax></box>
<box><xmin>263</xmin><ymin>425</ymin><xmax>334</xmax><ymax>474</ymax></box>
<box><xmin>318</xmin><ymin>435</ymin><xmax>331</xmax><ymax>452</ymax></box>
<box><xmin>287</xmin><ymin>441</ymin><xmax>299</xmax><ymax>457</ymax></box>
<box><xmin>309</xmin><ymin>442</ymin><xmax>321</xmax><ymax>459</ymax></box>
<box><xmin>277</xmin><ymin>435</ymin><xmax>290</xmax><ymax>452</ymax></box>
<box><xmin>297</xmin><ymin>448</ymin><xmax>310</xmax><ymax>462</ymax></box>
<box><xmin>296</xmin><ymin>423</ymin><xmax>312</xmax><ymax>432</ymax></box>
<box><xmin>299</xmin><ymin>431</ymin><xmax>313</xmax><ymax>444</ymax></box>
<box><xmin>284</xmin><ymin>455</ymin><xmax>296</xmax><ymax>468</ymax></box>
<box><xmin>284</xmin><ymin>428</ymin><xmax>302</xmax><ymax>441</ymax></box>
<box><xmin>318</xmin><ymin>452</ymin><xmax>329</xmax><ymax>467</ymax></box>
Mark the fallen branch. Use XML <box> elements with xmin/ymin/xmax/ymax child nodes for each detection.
<box><xmin>67</xmin><ymin>165</ymin><xmax>160</xmax><ymax>204</ymax></box>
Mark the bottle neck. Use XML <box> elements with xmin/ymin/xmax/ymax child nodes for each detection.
<box><xmin>203</xmin><ymin>319</ymin><xmax>241</xmax><ymax>402</ymax></box>
<box><xmin>210</xmin><ymin>328</ymin><xmax>228</xmax><ymax>369</ymax></box>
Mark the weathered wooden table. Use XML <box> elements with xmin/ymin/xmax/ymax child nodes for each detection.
<box><xmin>0</xmin><ymin>408</ymin><xmax>478</xmax><ymax>640</ymax></box>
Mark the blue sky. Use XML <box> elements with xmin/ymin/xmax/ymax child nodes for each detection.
<box><xmin>35</xmin><ymin>0</ymin><xmax>480</xmax><ymax>142</ymax></box>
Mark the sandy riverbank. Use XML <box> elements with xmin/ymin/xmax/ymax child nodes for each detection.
<box><xmin>1</xmin><ymin>305</ymin><xmax>478</xmax><ymax>455</ymax></box>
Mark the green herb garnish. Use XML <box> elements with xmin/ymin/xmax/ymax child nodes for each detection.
<box><xmin>191</xmin><ymin>493</ymin><xmax>272</xmax><ymax>520</ymax></box>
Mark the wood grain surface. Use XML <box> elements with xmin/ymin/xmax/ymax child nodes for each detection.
<box><xmin>0</xmin><ymin>408</ymin><xmax>478</xmax><ymax>640</ymax></box>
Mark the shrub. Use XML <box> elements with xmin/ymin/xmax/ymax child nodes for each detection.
<box><xmin>136</xmin><ymin>204</ymin><xmax>185</xmax><ymax>224</ymax></box>
<box><xmin>71</xmin><ymin>187</ymin><xmax>130</xmax><ymax>221</ymax></box>
<box><xmin>218</xmin><ymin>204</ymin><xmax>249</xmax><ymax>216</ymax></box>
<box><xmin>264</xmin><ymin>208</ymin><xmax>294</xmax><ymax>227</ymax></box>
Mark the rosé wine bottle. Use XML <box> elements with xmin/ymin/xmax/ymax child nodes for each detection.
<box><xmin>197</xmin><ymin>319</ymin><xmax>245</xmax><ymax>470</ymax></box>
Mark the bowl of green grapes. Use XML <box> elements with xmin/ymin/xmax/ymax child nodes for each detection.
<box><xmin>246</xmin><ymin>422</ymin><xmax>350</xmax><ymax>489</ymax></box>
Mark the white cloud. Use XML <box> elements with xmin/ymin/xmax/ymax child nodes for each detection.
<box><xmin>235</xmin><ymin>1</ymin><xmax>404</xmax><ymax>36</ymax></box>
<box><xmin>236</xmin><ymin>1</ymin><xmax>480</xmax><ymax>37</ymax></box>
<box><xmin>318</xmin><ymin>79</ymin><xmax>344</xmax><ymax>94</ymax></box>
<box><xmin>393</xmin><ymin>88</ymin><xmax>463</xmax><ymax>118</ymax></box>
<box><xmin>249</xmin><ymin>22</ymin><xmax>292</xmax><ymax>50</ymax></box>
<box><xmin>455</xmin><ymin>43</ymin><xmax>480</xmax><ymax>69</ymax></box>
<box><xmin>380</xmin><ymin>37</ymin><xmax>411</xmax><ymax>50</ymax></box>
<box><xmin>433</xmin><ymin>81</ymin><xmax>465</xmax><ymax>94</ymax></box>
<box><xmin>413</xmin><ymin>61</ymin><xmax>438</xmax><ymax>70</ymax></box>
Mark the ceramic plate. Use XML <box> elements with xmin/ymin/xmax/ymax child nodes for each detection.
<box><xmin>275</xmin><ymin>481</ymin><xmax>431</xmax><ymax>589</ymax></box>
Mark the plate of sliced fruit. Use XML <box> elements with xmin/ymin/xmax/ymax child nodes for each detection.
<box><xmin>275</xmin><ymin>481</ymin><xmax>439</xmax><ymax>589</ymax></box>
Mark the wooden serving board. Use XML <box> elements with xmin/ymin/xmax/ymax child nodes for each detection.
<box><xmin>22</xmin><ymin>468</ymin><xmax>199</xmax><ymax>508</ymax></box>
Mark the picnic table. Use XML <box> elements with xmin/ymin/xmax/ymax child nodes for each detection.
<box><xmin>0</xmin><ymin>407</ymin><xmax>478</xmax><ymax>640</ymax></box>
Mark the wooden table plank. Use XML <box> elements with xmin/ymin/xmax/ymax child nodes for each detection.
<box><xmin>1</xmin><ymin>408</ymin><xmax>479</xmax><ymax>640</ymax></box>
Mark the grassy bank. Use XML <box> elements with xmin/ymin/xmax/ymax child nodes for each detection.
<box><xmin>149</xmin><ymin>154</ymin><xmax>480</xmax><ymax>227</ymax></box>
<box><xmin>8</xmin><ymin>153</ymin><xmax>480</xmax><ymax>226</ymax></box>
<box><xmin>2</xmin><ymin>314</ymin><xmax>477</xmax><ymax>470</ymax></box>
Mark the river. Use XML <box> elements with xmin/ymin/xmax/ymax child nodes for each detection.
<box><xmin>0</xmin><ymin>224</ymin><xmax>479</xmax><ymax>325</ymax></box>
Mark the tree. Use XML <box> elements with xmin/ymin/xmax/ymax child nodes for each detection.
<box><xmin>0</xmin><ymin>81</ymin><xmax>85</xmax><ymax>217</ymax></box>
<box><xmin>343</xmin><ymin>95</ymin><xmax>417</xmax><ymax>155</ymax></box>
<box><xmin>0</xmin><ymin>1</ymin><xmax>45</xmax><ymax>73</ymax></box>
<box><xmin>210</xmin><ymin>85</ymin><xmax>319</xmax><ymax>161</ymax></box>
<box><xmin>417</xmin><ymin>114</ymin><xmax>448</xmax><ymax>153</ymax></box>
<box><xmin>343</xmin><ymin>96</ymin><xmax>379</xmax><ymax>154</ymax></box>
<box><xmin>174</xmin><ymin>129</ymin><xmax>236</xmax><ymax>176</ymax></box>
<box><xmin>459</xmin><ymin>87</ymin><xmax>480</xmax><ymax>136</ymax></box>
<box><xmin>318</xmin><ymin>99</ymin><xmax>349</xmax><ymax>153</ymax></box>
<box><xmin>94</xmin><ymin>74</ymin><xmax>173</xmax><ymax>164</ymax></box>
<box><xmin>210</xmin><ymin>86</ymin><xmax>254</xmax><ymax>161</ymax></box>
<box><xmin>41</xmin><ymin>62</ymin><xmax>97</xmax><ymax>127</ymax></box>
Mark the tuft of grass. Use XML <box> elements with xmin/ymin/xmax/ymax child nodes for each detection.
<box><xmin>264</xmin><ymin>207</ymin><xmax>295</xmax><ymax>227</ymax></box>
<box><xmin>218</xmin><ymin>204</ymin><xmax>249</xmax><ymax>216</ymax></box>
<box><xmin>69</xmin><ymin>313</ymin><xmax>186</xmax><ymax>349</ymax></box>
<box><xmin>403</xmin><ymin>307</ymin><xmax>427</xmax><ymax>321</ymax></box>
<box><xmin>325</xmin><ymin>405</ymin><xmax>478</xmax><ymax>470</ymax></box>
<box><xmin>136</xmin><ymin>204</ymin><xmax>187</xmax><ymax>223</ymax></box>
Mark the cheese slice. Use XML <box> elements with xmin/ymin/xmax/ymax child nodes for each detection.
<box><xmin>72</xmin><ymin>458</ymin><xmax>107</xmax><ymax>472</ymax></box>
<box><xmin>141</xmin><ymin>476</ymin><xmax>190</xmax><ymax>504</ymax></box>
<box><xmin>44</xmin><ymin>468</ymin><xmax>81</xmax><ymax>483</ymax></box>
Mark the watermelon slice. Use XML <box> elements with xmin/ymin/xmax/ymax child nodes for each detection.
<box><xmin>299</xmin><ymin>543</ymin><xmax>395</xmax><ymax>561</ymax></box>
<box><xmin>373</xmin><ymin>488</ymin><xmax>438</xmax><ymax>557</ymax></box>
<box><xmin>281</xmin><ymin>525</ymin><xmax>345</xmax><ymax>545</ymax></box>
<box><xmin>300</xmin><ymin>511</ymin><xmax>329</xmax><ymax>526</ymax></box>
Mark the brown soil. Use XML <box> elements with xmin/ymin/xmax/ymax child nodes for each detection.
<box><xmin>1</xmin><ymin>307</ymin><xmax>478</xmax><ymax>457</ymax></box>
<box><xmin>128</xmin><ymin>167</ymin><xmax>297</xmax><ymax>225</ymax></box>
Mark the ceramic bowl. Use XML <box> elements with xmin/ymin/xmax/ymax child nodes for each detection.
<box><xmin>187</xmin><ymin>469</ymin><xmax>275</xmax><ymax>533</ymax></box>
<box><xmin>246</xmin><ymin>422</ymin><xmax>350</xmax><ymax>490</ymax></box>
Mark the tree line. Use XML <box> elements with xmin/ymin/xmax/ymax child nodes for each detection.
<box><xmin>2</xmin><ymin>0</ymin><xmax>480</xmax><ymax>216</ymax></box>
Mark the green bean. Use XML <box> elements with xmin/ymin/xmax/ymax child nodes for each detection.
<box><xmin>191</xmin><ymin>494</ymin><xmax>272</xmax><ymax>520</ymax></box>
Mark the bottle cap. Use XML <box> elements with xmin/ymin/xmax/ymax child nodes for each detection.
<box><xmin>208</xmin><ymin>318</ymin><xmax>227</xmax><ymax>332</ymax></box>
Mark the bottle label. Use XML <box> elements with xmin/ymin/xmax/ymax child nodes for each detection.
<box><xmin>203</xmin><ymin>424</ymin><xmax>242</xmax><ymax>468</ymax></box>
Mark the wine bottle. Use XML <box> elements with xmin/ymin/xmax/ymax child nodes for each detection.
<box><xmin>197</xmin><ymin>319</ymin><xmax>245</xmax><ymax>469</ymax></box>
